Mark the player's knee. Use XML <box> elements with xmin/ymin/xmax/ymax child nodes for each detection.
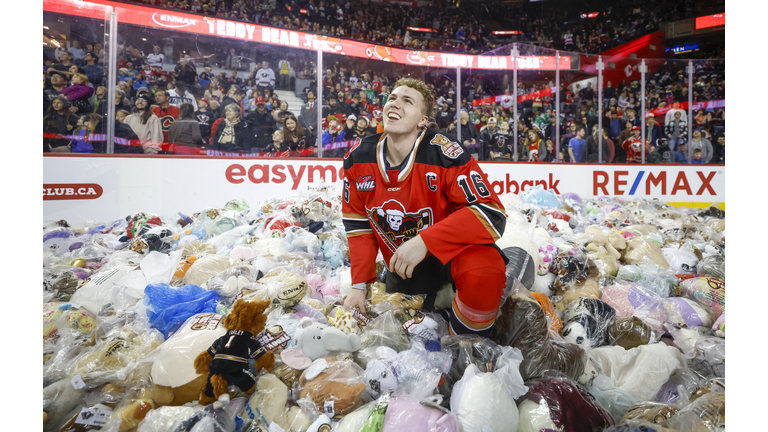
<box><xmin>452</xmin><ymin>246</ymin><xmax>506</xmax><ymax>313</ymax></box>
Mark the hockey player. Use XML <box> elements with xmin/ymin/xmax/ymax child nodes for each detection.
<box><xmin>342</xmin><ymin>78</ymin><xmax>508</xmax><ymax>337</ymax></box>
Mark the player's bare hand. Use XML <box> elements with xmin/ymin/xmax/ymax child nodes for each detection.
<box><xmin>343</xmin><ymin>288</ymin><xmax>367</xmax><ymax>313</ymax></box>
<box><xmin>390</xmin><ymin>234</ymin><xmax>428</xmax><ymax>279</ymax></box>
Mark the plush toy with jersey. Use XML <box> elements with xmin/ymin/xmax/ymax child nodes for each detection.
<box><xmin>560</xmin><ymin>297</ymin><xmax>617</xmax><ymax>348</ymax></box>
<box><xmin>193</xmin><ymin>299</ymin><xmax>276</xmax><ymax>405</ymax></box>
<box><xmin>280</xmin><ymin>317</ymin><xmax>361</xmax><ymax>370</ymax></box>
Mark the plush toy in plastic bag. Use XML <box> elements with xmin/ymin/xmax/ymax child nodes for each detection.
<box><xmin>382</xmin><ymin>396</ymin><xmax>459</xmax><ymax>432</ymax></box>
<box><xmin>364</xmin><ymin>342</ymin><xmax>452</xmax><ymax>399</ymax></box>
<box><xmin>438</xmin><ymin>334</ymin><xmax>503</xmax><ymax>399</ymax></box>
<box><xmin>450</xmin><ymin>364</ymin><xmax>519</xmax><ymax>432</ymax></box>
<box><xmin>516</xmin><ymin>372</ymin><xmax>615</xmax><ymax>432</ymax></box>
<box><xmin>678</xmin><ymin>277</ymin><xmax>724</xmax><ymax>319</ymax></box>
<box><xmin>589</xmin><ymin>343</ymin><xmax>684</xmax><ymax>403</ymax></box>
<box><xmin>489</xmin><ymin>284</ymin><xmax>594</xmax><ymax>384</ymax></box>
<box><xmin>356</xmin><ymin>310</ymin><xmax>411</xmax><ymax>369</ymax></box>
<box><xmin>143</xmin><ymin>284</ymin><xmax>220</xmax><ymax>338</ymax></box>
<box><xmin>520</xmin><ymin>185</ymin><xmax>561</xmax><ymax>209</ymax></box>
<box><xmin>296</xmin><ymin>355</ymin><xmax>368</xmax><ymax>420</ymax></box>
<box><xmin>662</xmin><ymin>297</ymin><xmax>714</xmax><ymax>329</ymax></box>
<box><xmin>150</xmin><ymin>313</ymin><xmax>227</xmax><ymax>406</ymax></box>
<box><xmin>609</xmin><ymin>316</ymin><xmax>658</xmax><ymax>350</ymax></box>
<box><xmin>601</xmin><ymin>283</ymin><xmax>667</xmax><ymax>332</ymax></box>
<box><xmin>560</xmin><ymin>297</ymin><xmax>617</xmax><ymax>348</ymax></box>
<box><xmin>242</xmin><ymin>373</ymin><xmax>311</xmax><ymax>432</ymax></box>
<box><xmin>661</xmin><ymin>390</ymin><xmax>725</xmax><ymax>432</ymax></box>
<box><xmin>620</xmin><ymin>401</ymin><xmax>680</xmax><ymax>425</ymax></box>
<box><xmin>280</xmin><ymin>317</ymin><xmax>361</xmax><ymax>370</ymax></box>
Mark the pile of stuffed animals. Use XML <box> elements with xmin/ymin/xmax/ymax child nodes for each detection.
<box><xmin>43</xmin><ymin>184</ymin><xmax>725</xmax><ymax>432</ymax></box>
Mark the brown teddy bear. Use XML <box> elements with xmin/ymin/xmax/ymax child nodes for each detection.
<box><xmin>193</xmin><ymin>299</ymin><xmax>275</xmax><ymax>405</ymax></box>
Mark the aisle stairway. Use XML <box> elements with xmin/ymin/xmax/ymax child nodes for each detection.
<box><xmin>274</xmin><ymin>89</ymin><xmax>306</xmax><ymax>114</ymax></box>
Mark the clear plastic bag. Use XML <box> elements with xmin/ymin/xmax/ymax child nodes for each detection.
<box><xmin>438</xmin><ymin>334</ymin><xmax>503</xmax><ymax>399</ymax></box>
<box><xmin>588</xmin><ymin>374</ymin><xmax>638</xmax><ymax>424</ymax></box>
<box><xmin>560</xmin><ymin>297</ymin><xmax>617</xmax><ymax>348</ymax></box>
<box><xmin>450</xmin><ymin>364</ymin><xmax>519</xmax><ymax>432</ymax></box>
<box><xmin>364</xmin><ymin>342</ymin><xmax>452</xmax><ymax>400</ymax></box>
<box><xmin>382</xmin><ymin>396</ymin><xmax>459</xmax><ymax>432</ymax></box>
<box><xmin>356</xmin><ymin>311</ymin><xmax>411</xmax><ymax>370</ymax></box>
<box><xmin>516</xmin><ymin>371</ymin><xmax>615</xmax><ymax>432</ymax></box>
<box><xmin>601</xmin><ymin>283</ymin><xmax>667</xmax><ymax>332</ymax></box>
<box><xmin>143</xmin><ymin>283</ymin><xmax>220</xmax><ymax>338</ymax></box>
<box><xmin>660</xmin><ymin>391</ymin><xmax>725</xmax><ymax>432</ymax></box>
<box><xmin>294</xmin><ymin>355</ymin><xmax>369</xmax><ymax>420</ymax></box>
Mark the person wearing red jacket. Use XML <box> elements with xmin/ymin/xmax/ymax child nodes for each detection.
<box><xmin>622</xmin><ymin>126</ymin><xmax>650</xmax><ymax>163</ymax></box>
<box><xmin>342</xmin><ymin>78</ymin><xmax>508</xmax><ymax>337</ymax></box>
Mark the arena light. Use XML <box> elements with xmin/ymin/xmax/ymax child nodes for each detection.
<box><xmin>492</xmin><ymin>30</ymin><xmax>520</xmax><ymax>35</ymax></box>
<box><xmin>407</xmin><ymin>27</ymin><xmax>436</xmax><ymax>33</ymax></box>
<box><xmin>695</xmin><ymin>13</ymin><xmax>724</xmax><ymax>30</ymax></box>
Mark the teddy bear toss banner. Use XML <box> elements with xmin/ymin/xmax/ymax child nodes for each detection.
<box><xmin>43</xmin><ymin>156</ymin><xmax>725</xmax><ymax>225</ymax></box>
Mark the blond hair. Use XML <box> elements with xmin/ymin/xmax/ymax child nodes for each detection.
<box><xmin>392</xmin><ymin>77</ymin><xmax>434</xmax><ymax>118</ymax></box>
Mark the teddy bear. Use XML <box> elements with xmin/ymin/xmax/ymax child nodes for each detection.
<box><xmin>580</xmin><ymin>225</ymin><xmax>626</xmax><ymax>277</ymax></box>
<box><xmin>280</xmin><ymin>317</ymin><xmax>361</xmax><ymax>370</ymax></box>
<box><xmin>243</xmin><ymin>372</ymin><xmax>312</xmax><ymax>432</ymax></box>
<box><xmin>364</xmin><ymin>343</ymin><xmax>452</xmax><ymax>399</ymax></box>
<box><xmin>193</xmin><ymin>299</ymin><xmax>276</xmax><ymax>405</ymax></box>
<box><xmin>296</xmin><ymin>355</ymin><xmax>368</xmax><ymax>419</ymax></box>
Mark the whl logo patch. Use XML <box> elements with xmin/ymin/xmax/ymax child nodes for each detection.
<box><xmin>356</xmin><ymin>175</ymin><xmax>375</xmax><ymax>191</ymax></box>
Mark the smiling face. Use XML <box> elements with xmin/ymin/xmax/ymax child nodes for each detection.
<box><xmin>383</xmin><ymin>85</ymin><xmax>427</xmax><ymax>135</ymax></box>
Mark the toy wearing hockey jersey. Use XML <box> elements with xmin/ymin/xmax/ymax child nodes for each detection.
<box><xmin>193</xmin><ymin>299</ymin><xmax>275</xmax><ymax>405</ymax></box>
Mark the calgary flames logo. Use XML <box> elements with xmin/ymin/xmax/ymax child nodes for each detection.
<box><xmin>367</xmin><ymin>200</ymin><xmax>433</xmax><ymax>252</ymax></box>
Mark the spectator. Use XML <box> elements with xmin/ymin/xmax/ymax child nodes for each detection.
<box><xmin>146</xmin><ymin>45</ymin><xmax>164</xmax><ymax>68</ymax></box>
<box><xmin>665</xmin><ymin>110</ymin><xmax>688</xmax><ymax>151</ymax></box>
<box><xmin>219</xmin><ymin>87</ymin><xmax>246</xmax><ymax>118</ymax></box>
<box><xmin>70</xmin><ymin>113</ymin><xmax>104</xmax><ymax>153</ymax></box>
<box><xmin>712</xmin><ymin>133</ymin><xmax>725</xmax><ymax>164</ymax></box>
<box><xmin>691</xmin><ymin>148</ymin><xmax>704</xmax><ymax>164</ymax></box>
<box><xmin>339</xmin><ymin>113</ymin><xmax>356</xmax><ymax>140</ymax></box>
<box><xmin>266</xmin><ymin>130</ymin><xmax>287</xmax><ymax>154</ymax></box>
<box><xmin>91</xmin><ymin>85</ymin><xmax>109</xmax><ymax>117</ymax></box>
<box><xmin>542</xmin><ymin>114</ymin><xmax>560</xmax><ymax>143</ymax></box>
<box><xmin>322</xmin><ymin>115</ymin><xmax>346</xmax><ymax>148</ymax></box>
<box><xmin>355</xmin><ymin>116</ymin><xmax>372</xmax><ymax>139</ymax></box>
<box><xmin>622</xmin><ymin>126</ymin><xmax>651</xmax><ymax>163</ymax></box>
<box><xmin>44</xmin><ymin>70</ymin><xmax>69</xmax><ymax>113</ymax></box>
<box><xmin>43</xmin><ymin>95</ymin><xmax>79</xmax><ymax>152</ymax></box>
<box><xmin>283</xmin><ymin>115</ymin><xmax>313</xmax><ymax>153</ymax></box>
<box><xmin>459</xmin><ymin>110</ymin><xmax>480</xmax><ymax>156</ymax></box>
<box><xmin>480</xmin><ymin>116</ymin><xmax>499</xmax><ymax>161</ymax></box>
<box><xmin>168</xmin><ymin>102</ymin><xmax>205</xmax><ymax>151</ymax></box>
<box><xmin>60</xmin><ymin>73</ymin><xmax>94</xmax><ymax>115</ymax></box>
<box><xmin>488</xmin><ymin>121</ymin><xmax>512</xmax><ymax>161</ymax></box>
<box><xmin>247</xmin><ymin>96</ymin><xmax>276</xmax><ymax>148</ymax></box>
<box><xmin>123</xmin><ymin>94</ymin><xmax>163</xmax><ymax>154</ymax></box>
<box><xmin>299</xmin><ymin>91</ymin><xmax>319</xmax><ymax>136</ymax></box>
<box><xmin>152</xmin><ymin>89</ymin><xmax>180</xmax><ymax>143</ymax></box>
<box><xmin>277</xmin><ymin>57</ymin><xmax>293</xmax><ymax>90</ymax></box>
<box><xmin>692</xmin><ymin>109</ymin><xmax>709</xmax><ymax>129</ymax></box>
<box><xmin>114</xmin><ymin>109</ymin><xmax>142</xmax><ymax>153</ymax></box>
<box><xmin>68</xmin><ymin>40</ymin><xmax>85</xmax><ymax>63</ymax></box>
<box><xmin>674</xmin><ymin>142</ymin><xmax>688</xmax><ymax>164</ymax></box>
<box><xmin>82</xmin><ymin>52</ymin><xmax>104</xmax><ymax>87</ymax></box>
<box><xmin>255</xmin><ymin>61</ymin><xmax>276</xmax><ymax>93</ymax></box>
<box><xmin>524</xmin><ymin>129</ymin><xmax>545</xmax><ymax>162</ymax></box>
<box><xmin>607</xmin><ymin>110</ymin><xmax>623</xmax><ymax>142</ymax></box>
<box><xmin>688</xmin><ymin>129</ymin><xmax>713</xmax><ymax>164</ymax></box>
<box><xmin>210</xmin><ymin>104</ymin><xmax>253</xmax><ymax>153</ymax></box>
<box><xmin>168</xmin><ymin>82</ymin><xmax>199</xmax><ymax>111</ymax></box>
<box><xmin>584</xmin><ymin>127</ymin><xmax>610</xmax><ymax>163</ymax></box>
<box><xmin>568</xmin><ymin>125</ymin><xmax>587</xmax><ymax>163</ymax></box>
<box><xmin>323</xmin><ymin>95</ymin><xmax>347</xmax><ymax>117</ymax></box>
<box><xmin>195</xmin><ymin>98</ymin><xmax>213</xmax><ymax>143</ymax></box>
<box><xmin>644</xmin><ymin>113</ymin><xmax>664</xmax><ymax>148</ymax></box>
<box><xmin>603</xmin><ymin>81</ymin><xmax>617</xmax><ymax>101</ymax></box>
<box><xmin>223</xmin><ymin>48</ymin><xmax>247</xmax><ymax>71</ymax></box>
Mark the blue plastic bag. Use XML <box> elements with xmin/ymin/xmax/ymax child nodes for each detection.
<box><xmin>143</xmin><ymin>283</ymin><xmax>220</xmax><ymax>338</ymax></box>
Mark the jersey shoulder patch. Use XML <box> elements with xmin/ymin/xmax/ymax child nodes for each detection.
<box><xmin>429</xmin><ymin>133</ymin><xmax>464</xmax><ymax>159</ymax></box>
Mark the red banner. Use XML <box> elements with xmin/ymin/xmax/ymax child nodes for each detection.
<box><xmin>695</xmin><ymin>13</ymin><xmax>725</xmax><ymax>30</ymax></box>
<box><xmin>648</xmin><ymin>99</ymin><xmax>725</xmax><ymax>117</ymax></box>
<box><xmin>44</xmin><ymin>0</ymin><xmax>572</xmax><ymax>71</ymax></box>
<box><xmin>472</xmin><ymin>87</ymin><xmax>555</xmax><ymax>107</ymax></box>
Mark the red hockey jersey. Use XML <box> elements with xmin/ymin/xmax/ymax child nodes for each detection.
<box><xmin>622</xmin><ymin>136</ymin><xmax>650</xmax><ymax>163</ymax></box>
<box><xmin>342</xmin><ymin>128</ymin><xmax>507</xmax><ymax>286</ymax></box>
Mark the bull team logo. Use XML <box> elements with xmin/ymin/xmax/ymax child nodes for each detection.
<box><xmin>368</xmin><ymin>200</ymin><xmax>433</xmax><ymax>251</ymax></box>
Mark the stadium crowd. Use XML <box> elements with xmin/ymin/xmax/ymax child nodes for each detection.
<box><xmin>43</xmin><ymin>0</ymin><xmax>724</xmax><ymax>163</ymax></box>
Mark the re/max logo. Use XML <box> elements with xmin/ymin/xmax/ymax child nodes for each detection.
<box><xmin>593</xmin><ymin>170</ymin><xmax>717</xmax><ymax>196</ymax></box>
